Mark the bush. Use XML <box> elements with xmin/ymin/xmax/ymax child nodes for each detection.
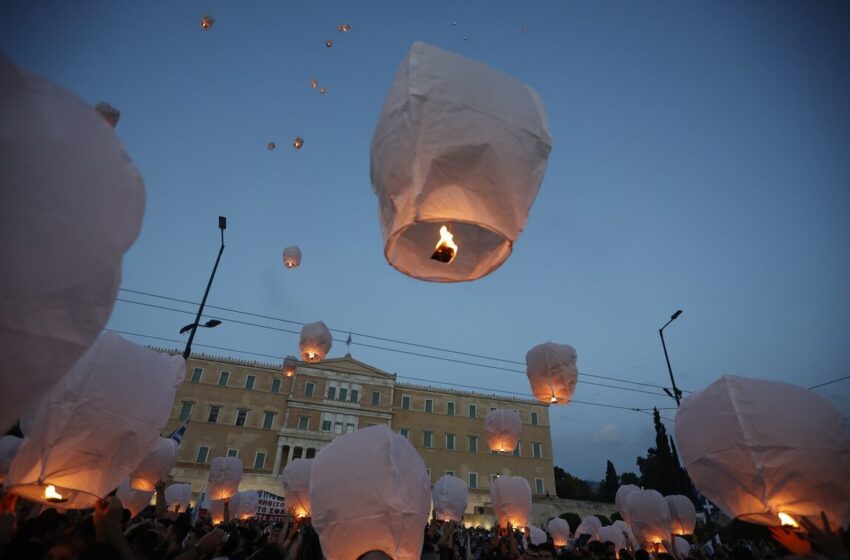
<box><xmin>559</xmin><ymin>512</ymin><xmax>582</xmax><ymax>530</ymax></box>
<box><xmin>609</xmin><ymin>512</ymin><xmax>622</xmax><ymax>522</ymax></box>
<box><xmin>595</xmin><ymin>515</ymin><xmax>611</xmax><ymax>526</ymax></box>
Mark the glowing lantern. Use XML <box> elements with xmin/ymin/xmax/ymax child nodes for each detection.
<box><xmin>310</xmin><ymin>425</ymin><xmax>430</xmax><ymax>560</ymax></box>
<box><xmin>200</xmin><ymin>15</ymin><xmax>214</xmax><ymax>30</ymax></box>
<box><xmin>319</xmin><ymin>87</ymin><xmax>327</xmax><ymax>95</ymax></box>
<box><xmin>529</xmin><ymin>527</ymin><xmax>547</xmax><ymax>546</ymax></box>
<box><xmin>338</xmin><ymin>23</ymin><xmax>351</xmax><ymax>32</ymax></box>
<box><xmin>432</xmin><ymin>474</ymin><xmax>468</xmax><ymax>522</ymax></box>
<box><xmin>525</xmin><ymin>342</ymin><xmax>578</xmax><ymax>405</ymax></box>
<box><xmin>615</xmin><ymin>484</ymin><xmax>640</xmax><ymax>524</ymax></box>
<box><xmin>483</xmin><ymin>409</ymin><xmax>522</xmax><ymax>453</ymax></box>
<box><xmin>0</xmin><ymin>436</ymin><xmax>22</xmax><ymax>484</ymax></box>
<box><xmin>130</xmin><ymin>437</ymin><xmax>178</xmax><ymax>491</ymax></box>
<box><xmin>209</xmin><ymin>498</ymin><xmax>225</xmax><ymax>524</ymax></box>
<box><xmin>675</xmin><ymin>375</ymin><xmax>850</xmax><ymax>531</ymax></box>
<box><xmin>208</xmin><ymin>456</ymin><xmax>242</xmax><ymax>501</ymax></box>
<box><xmin>282</xmin><ymin>246</ymin><xmax>302</xmax><ymax>269</ymax></box>
<box><xmin>117</xmin><ymin>478</ymin><xmax>154</xmax><ymax>518</ymax></box>
<box><xmin>463</xmin><ymin>35</ymin><xmax>468</xmax><ymax>41</ymax></box>
<box><xmin>370</xmin><ymin>42</ymin><xmax>551</xmax><ymax>283</ymax></box>
<box><xmin>5</xmin><ymin>333</ymin><xmax>184</xmax><ymax>508</ymax></box>
<box><xmin>665</xmin><ymin>495</ymin><xmax>696</xmax><ymax>535</ymax></box>
<box><xmin>310</xmin><ymin>78</ymin><xmax>318</xmax><ymax>89</ymax></box>
<box><xmin>0</xmin><ymin>55</ymin><xmax>145</xmax><ymax>432</ymax></box>
<box><xmin>547</xmin><ymin>518</ymin><xmax>570</xmax><ymax>547</ymax></box>
<box><xmin>293</xmin><ymin>137</ymin><xmax>304</xmax><ymax>150</ymax></box>
<box><xmin>283</xmin><ymin>355</ymin><xmax>298</xmax><ymax>377</ymax></box>
<box><xmin>452</xmin><ymin>20</ymin><xmax>457</xmax><ymax>26</ymax></box>
<box><xmin>282</xmin><ymin>458</ymin><xmax>313</xmax><ymax>518</ymax></box>
<box><xmin>165</xmin><ymin>483</ymin><xmax>191</xmax><ymax>512</ymax></box>
<box><xmin>234</xmin><ymin>490</ymin><xmax>259</xmax><ymax>519</ymax></box>
<box><xmin>299</xmin><ymin>321</ymin><xmax>332</xmax><ymax>362</ymax></box>
<box><xmin>490</xmin><ymin>476</ymin><xmax>531</xmax><ymax>528</ymax></box>
<box><xmin>574</xmin><ymin>522</ymin><xmax>593</xmax><ymax>540</ymax></box>
<box><xmin>94</xmin><ymin>102</ymin><xmax>120</xmax><ymax>128</ymax></box>
<box><xmin>581</xmin><ymin>516</ymin><xmax>602</xmax><ymax>539</ymax></box>
<box><xmin>268</xmin><ymin>142</ymin><xmax>276</xmax><ymax>150</ymax></box>
<box><xmin>674</xmin><ymin>537</ymin><xmax>690</xmax><ymax>558</ymax></box>
<box><xmin>613</xmin><ymin>520</ymin><xmax>638</xmax><ymax>549</ymax></box>
<box><xmin>598</xmin><ymin>525</ymin><xmax>626</xmax><ymax>551</ymax></box>
<box><xmin>325</xmin><ymin>39</ymin><xmax>333</xmax><ymax>48</ymax></box>
<box><xmin>626</xmin><ymin>489</ymin><xmax>671</xmax><ymax>548</ymax></box>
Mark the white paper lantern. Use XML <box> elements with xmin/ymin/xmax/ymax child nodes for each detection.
<box><xmin>626</xmin><ymin>489</ymin><xmax>671</xmax><ymax>547</ymax></box>
<box><xmin>432</xmin><ymin>474</ymin><xmax>468</xmax><ymax>522</ymax></box>
<box><xmin>573</xmin><ymin>522</ymin><xmax>593</xmax><ymax>539</ymax></box>
<box><xmin>371</xmin><ymin>42</ymin><xmax>552</xmax><ymax>283</ymax></box>
<box><xmin>529</xmin><ymin>527</ymin><xmax>547</xmax><ymax>546</ymax></box>
<box><xmin>613</xmin><ymin>520</ymin><xmax>638</xmax><ymax>549</ymax></box>
<box><xmin>548</xmin><ymin>517</ymin><xmax>570</xmax><ymax>547</ymax></box>
<box><xmin>283</xmin><ymin>355</ymin><xmax>298</xmax><ymax>377</ymax></box>
<box><xmin>234</xmin><ymin>490</ymin><xmax>259</xmax><ymax>519</ymax></box>
<box><xmin>525</xmin><ymin>342</ymin><xmax>578</xmax><ymax>405</ymax></box>
<box><xmin>581</xmin><ymin>515</ymin><xmax>602</xmax><ymax>539</ymax></box>
<box><xmin>130</xmin><ymin>437</ymin><xmax>178</xmax><ymax>492</ymax></box>
<box><xmin>282</xmin><ymin>458</ymin><xmax>313</xmax><ymax>518</ymax></box>
<box><xmin>615</xmin><ymin>484</ymin><xmax>640</xmax><ymax>525</ymax></box>
<box><xmin>666</xmin><ymin>495</ymin><xmax>696</xmax><ymax>535</ymax></box>
<box><xmin>490</xmin><ymin>476</ymin><xmax>531</xmax><ymax>528</ymax></box>
<box><xmin>0</xmin><ymin>55</ymin><xmax>145</xmax><ymax>432</ymax></box>
<box><xmin>676</xmin><ymin>375</ymin><xmax>850</xmax><ymax>530</ymax></box>
<box><xmin>282</xmin><ymin>246</ymin><xmax>302</xmax><ymax>269</ymax></box>
<box><xmin>210</xmin><ymin>499</ymin><xmax>226</xmax><ymax>524</ymax></box>
<box><xmin>598</xmin><ymin>525</ymin><xmax>626</xmax><ymax>551</ymax></box>
<box><xmin>310</xmin><ymin>425</ymin><xmax>430</xmax><ymax>560</ymax></box>
<box><xmin>5</xmin><ymin>333</ymin><xmax>184</xmax><ymax>507</ymax></box>
<box><xmin>0</xmin><ymin>436</ymin><xmax>22</xmax><ymax>484</ymax></box>
<box><xmin>483</xmin><ymin>409</ymin><xmax>522</xmax><ymax>453</ymax></box>
<box><xmin>165</xmin><ymin>483</ymin><xmax>191</xmax><ymax>512</ymax></box>
<box><xmin>208</xmin><ymin>456</ymin><xmax>243</xmax><ymax>501</ymax></box>
<box><xmin>674</xmin><ymin>536</ymin><xmax>690</xmax><ymax>558</ymax></box>
<box><xmin>117</xmin><ymin>478</ymin><xmax>154</xmax><ymax>518</ymax></box>
<box><xmin>300</xmin><ymin>321</ymin><xmax>332</xmax><ymax>363</ymax></box>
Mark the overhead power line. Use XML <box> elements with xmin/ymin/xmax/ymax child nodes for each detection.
<box><xmin>809</xmin><ymin>375</ymin><xmax>850</xmax><ymax>390</ymax></box>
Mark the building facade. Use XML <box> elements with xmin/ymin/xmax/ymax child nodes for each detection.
<box><xmin>162</xmin><ymin>351</ymin><xmax>556</xmax><ymax>525</ymax></box>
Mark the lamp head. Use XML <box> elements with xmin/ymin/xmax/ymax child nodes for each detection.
<box><xmin>219</xmin><ymin>216</ymin><xmax>227</xmax><ymax>230</ymax></box>
<box><xmin>204</xmin><ymin>319</ymin><xmax>222</xmax><ymax>328</ymax></box>
<box><xmin>671</xmin><ymin>310</ymin><xmax>683</xmax><ymax>320</ymax></box>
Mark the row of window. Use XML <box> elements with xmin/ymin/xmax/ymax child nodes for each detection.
<box><xmin>195</xmin><ymin>446</ymin><xmax>268</xmax><ymax>469</ymax></box>
<box><xmin>190</xmin><ymin>367</ymin><xmax>284</xmax><ymax>393</ymax></box>
<box><xmin>398</xmin><ymin>397</ymin><xmax>539</xmax><ymax>425</ymax></box>
<box><xmin>398</xmin><ymin>428</ymin><xmax>544</xmax><ymax>458</ymax></box>
<box><xmin>179</xmin><ymin>402</ymin><xmax>277</xmax><ymax>430</ymax></box>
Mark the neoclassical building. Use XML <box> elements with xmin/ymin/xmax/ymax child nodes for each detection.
<box><xmin>162</xmin><ymin>351</ymin><xmax>556</xmax><ymax>526</ymax></box>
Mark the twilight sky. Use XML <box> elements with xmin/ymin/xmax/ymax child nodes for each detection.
<box><xmin>3</xmin><ymin>0</ymin><xmax>848</xmax><ymax>480</ymax></box>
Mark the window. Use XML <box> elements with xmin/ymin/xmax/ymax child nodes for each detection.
<box><xmin>334</xmin><ymin>421</ymin><xmax>343</xmax><ymax>434</ymax></box>
<box><xmin>297</xmin><ymin>416</ymin><xmax>309</xmax><ymax>430</ymax></box>
<box><xmin>490</xmin><ymin>406</ymin><xmax>497</xmax><ymax>412</ymax></box>
<box><xmin>322</xmin><ymin>420</ymin><xmax>332</xmax><ymax>432</ymax></box>
<box><xmin>327</xmin><ymin>386</ymin><xmax>337</xmax><ymax>400</ymax></box>
<box><xmin>350</xmin><ymin>389</ymin><xmax>359</xmax><ymax>403</ymax></box>
<box><xmin>191</xmin><ymin>368</ymin><xmax>203</xmax><ymax>383</ymax></box>
<box><xmin>468</xmin><ymin>435</ymin><xmax>478</xmax><ymax>453</ymax></box>
<box><xmin>227</xmin><ymin>448</ymin><xmax>239</xmax><ymax>458</ymax></box>
<box><xmin>207</xmin><ymin>405</ymin><xmax>221</xmax><ymax>423</ymax></box>
<box><xmin>346</xmin><ymin>422</ymin><xmax>355</xmax><ymax>433</ymax></box>
<box><xmin>196</xmin><ymin>446</ymin><xmax>209</xmax><ymax>463</ymax></box>
<box><xmin>531</xmin><ymin>411</ymin><xmax>538</xmax><ymax>425</ymax></box>
<box><xmin>535</xmin><ymin>478</ymin><xmax>545</xmax><ymax>494</ymax></box>
<box><xmin>446</xmin><ymin>433</ymin><xmax>455</xmax><ymax>450</ymax></box>
<box><xmin>245</xmin><ymin>375</ymin><xmax>256</xmax><ymax>390</ymax></box>
<box><xmin>400</xmin><ymin>428</ymin><xmax>410</xmax><ymax>439</ymax></box>
<box><xmin>218</xmin><ymin>371</ymin><xmax>230</xmax><ymax>386</ymax></box>
<box><xmin>235</xmin><ymin>408</ymin><xmax>248</xmax><ymax>427</ymax></box>
<box><xmin>305</xmin><ymin>382</ymin><xmax>315</xmax><ymax>397</ymax></box>
<box><xmin>254</xmin><ymin>452</ymin><xmax>267</xmax><ymax>469</ymax></box>
<box><xmin>179</xmin><ymin>402</ymin><xmax>194</xmax><ymax>421</ymax></box>
<box><xmin>262</xmin><ymin>412</ymin><xmax>276</xmax><ymax>430</ymax></box>
<box><xmin>426</xmin><ymin>468</ymin><xmax>431</xmax><ymax>480</ymax></box>
<box><xmin>401</xmin><ymin>396</ymin><xmax>410</xmax><ymax>410</ymax></box>
<box><xmin>339</xmin><ymin>387</ymin><xmax>348</xmax><ymax>402</ymax></box>
<box><xmin>532</xmin><ymin>442</ymin><xmax>542</xmax><ymax>459</ymax></box>
<box><xmin>371</xmin><ymin>391</ymin><xmax>381</xmax><ymax>406</ymax></box>
<box><xmin>468</xmin><ymin>404</ymin><xmax>477</xmax><ymax>418</ymax></box>
<box><xmin>423</xmin><ymin>431</ymin><xmax>433</xmax><ymax>448</ymax></box>
<box><xmin>447</xmin><ymin>402</ymin><xmax>455</xmax><ymax>416</ymax></box>
<box><xmin>271</xmin><ymin>378</ymin><xmax>281</xmax><ymax>394</ymax></box>
<box><xmin>425</xmin><ymin>399</ymin><xmax>433</xmax><ymax>413</ymax></box>
<box><xmin>445</xmin><ymin>470</ymin><xmax>454</xmax><ymax>477</ymax></box>
<box><xmin>469</xmin><ymin>472</ymin><xmax>478</xmax><ymax>489</ymax></box>
<box><xmin>513</xmin><ymin>442</ymin><xmax>521</xmax><ymax>457</ymax></box>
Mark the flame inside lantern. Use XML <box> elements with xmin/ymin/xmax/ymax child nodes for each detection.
<box><xmin>293</xmin><ymin>137</ymin><xmax>304</xmax><ymax>150</ymax></box>
<box><xmin>44</xmin><ymin>484</ymin><xmax>65</xmax><ymax>502</ymax></box>
<box><xmin>200</xmin><ymin>16</ymin><xmax>214</xmax><ymax>30</ymax></box>
<box><xmin>778</xmin><ymin>512</ymin><xmax>799</xmax><ymax>528</ymax></box>
<box><xmin>431</xmin><ymin>226</ymin><xmax>458</xmax><ymax>264</ymax></box>
<box><xmin>306</xmin><ymin>351</ymin><xmax>317</xmax><ymax>360</ymax></box>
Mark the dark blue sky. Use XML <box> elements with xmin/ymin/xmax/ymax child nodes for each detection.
<box><xmin>3</xmin><ymin>1</ymin><xmax>848</xmax><ymax>479</ymax></box>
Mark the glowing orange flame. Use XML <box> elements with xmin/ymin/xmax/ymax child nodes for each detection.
<box><xmin>778</xmin><ymin>512</ymin><xmax>799</xmax><ymax>528</ymax></box>
<box><xmin>325</xmin><ymin>39</ymin><xmax>333</xmax><ymax>48</ymax></box>
<box><xmin>310</xmin><ymin>78</ymin><xmax>318</xmax><ymax>89</ymax></box>
<box><xmin>306</xmin><ymin>351</ymin><xmax>317</xmax><ymax>360</ymax></box>
<box><xmin>293</xmin><ymin>137</ymin><xmax>304</xmax><ymax>150</ymax></box>
<box><xmin>200</xmin><ymin>16</ymin><xmax>214</xmax><ymax>30</ymax></box>
<box><xmin>431</xmin><ymin>226</ymin><xmax>458</xmax><ymax>264</ymax></box>
<box><xmin>338</xmin><ymin>23</ymin><xmax>351</xmax><ymax>32</ymax></box>
<box><xmin>44</xmin><ymin>485</ymin><xmax>64</xmax><ymax>502</ymax></box>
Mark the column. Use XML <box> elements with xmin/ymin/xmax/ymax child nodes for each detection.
<box><xmin>286</xmin><ymin>445</ymin><xmax>295</xmax><ymax>466</ymax></box>
<box><xmin>272</xmin><ymin>442</ymin><xmax>284</xmax><ymax>475</ymax></box>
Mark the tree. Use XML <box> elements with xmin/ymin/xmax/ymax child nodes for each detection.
<box><xmin>620</xmin><ymin>472</ymin><xmax>640</xmax><ymax>486</ymax></box>
<box><xmin>597</xmin><ymin>460</ymin><xmax>619</xmax><ymax>502</ymax></box>
<box><xmin>558</xmin><ymin>512</ymin><xmax>582</xmax><ymax>530</ymax></box>
<box><xmin>554</xmin><ymin>466</ymin><xmax>594</xmax><ymax>500</ymax></box>
<box><xmin>635</xmin><ymin>408</ymin><xmax>695</xmax><ymax>498</ymax></box>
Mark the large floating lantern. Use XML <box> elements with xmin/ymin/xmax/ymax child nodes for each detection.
<box><xmin>283</xmin><ymin>458</ymin><xmax>313</xmax><ymax>518</ymax></box>
<box><xmin>483</xmin><ymin>409</ymin><xmax>522</xmax><ymax>453</ymax></box>
<box><xmin>626</xmin><ymin>489</ymin><xmax>671</xmax><ymax>548</ymax></box>
<box><xmin>490</xmin><ymin>476</ymin><xmax>531</xmax><ymax>528</ymax></box>
<box><xmin>665</xmin><ymin>495</ymin><xmax>696</xmax><ymax>535</ymax></box>
<box><xmin>676</xmin><ymin>375</ymin><xmax>850</xmax><ymax>530</ymax></box>
<box><xmin>0</xmin><ymin>55</ymin><xmax>145</xmax><ymax>432</ymax></box>
<box><xmin>615</xmin><ymin>484</ymin><xmax>640</xmax><ymax>524</ymax></box>
<box><xmin>130</xmin><ymin>437</ymin><xmax>179</xmax><ymax>491</ymax></box>
<box><xmin>547</xmin><ymin>517</ymin><xmax>570</xmax><ymax>547</ymax></box>
<box><xmin>432</xmin><ymin>474</ymin><xmax>468</xmax><ymax>522</ymax></box>
<box><xmin>282</xmin><ymin>246</ymin><xmax>302</xmax><ymax>269</ymax></box>
<box><xmin>94</xmin><ymin>102</ymin><xmax>120</xmax><ymax>128</ymax></box>
<box><xmin>0</xmin><ymin>436</ymin><xmax>22</xmax><ymax>484</ymax></box>
<box><xmin>300</xmin><ymin>321</ymin><xmax>332</xmax><ymax>362</ymax></box>
<box><xmin>598</xmin><ymin>525</ymin><xmax>626</xmax><ymax>551</ymax></box>
<box><xmin>165</xmin><ymin>483</ymin><xmax>192</xmax><ymax>512</ymax></box>
<box><xmin>525</xmin><ymin>342</ymin><xmax>578</xmax><ymax>405</ymax></box>
<box><xmin>370</xmin><ymin>42</ymin><xmax>552</xmax><ymax>282</ymax></box>
<box><xmin>283</xmin><ymin>355</ymin><xmax>299</xmax><ymax>377</ymax></box>
<box><xmin>208</xmin><ymin>456</ymin><xmax>243</xmax><ymax>501</ymax></box>
<box><xmin>5</xmin><ymin>333</ymin><xmax>183</xmax><ymax>508</ymax></box>
<box><xmin>310</xmin><ymin>425</ymin><xmax>430</xmax><ymax>560</ymax></box>
<box><xmin>117</xmin><ymin>478</ymin><xmax>153</xmax><ymax>518</ymax></box>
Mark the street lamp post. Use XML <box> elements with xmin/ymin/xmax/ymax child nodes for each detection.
<box><xmin>659</xmin><ymin>309</ymin><xmax>683</xmax><ymax>406</ymax></box>
<box><xmin>182</xmin><ymin>216</ymin><xmax>227</xmax><ymax>360</ymax></box>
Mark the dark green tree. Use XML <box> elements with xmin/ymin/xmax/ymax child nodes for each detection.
<box><xmin>620</xmin><ymin>472</ymin><xmax>641</xmax><ymax>486</ymax></box>
<box><xmin>598</xmin><ymin>460</ymin><xmax>619</xmax><ymax>502</ymax></box>
<box><xmin>636</xmin><ymin>408</ymin><xmax>695</xmax><ymax>498</ymax></box>
<box><xmin>554</xmin><ymin>466</ymin><xmax>594</xmax><ymax>500</ymax></box>
<box><xmin>558</xmin><ymin>512</ymin><xmax>582</xmax><ymax>530</ymax></box>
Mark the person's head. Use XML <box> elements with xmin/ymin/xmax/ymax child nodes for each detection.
<box><xmin>536</xmin><ymin>542</ymin><xmax>557</xmax><ymax>560</ymax></box>
<box><xmin>131</xmin><ymin>529</ymin><xmax>160</xmax><ymax>559</ymax></box>
<box><xmin>634</xmin><ymin>549</ymin><xmax>650</xmax><ymax>560</ymax></box>
<box><xmin>42</xmin><ymin>537</ymin><xmax>81</xmax><ymax>560</ymax></box>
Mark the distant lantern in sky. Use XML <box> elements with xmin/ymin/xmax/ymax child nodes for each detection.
<box><xmin>676</xmin><ymin>375</ymin><xmax>850</xmax><ymax>531</ymax></box>
<box><xmin>94</xmin><ymin>102</ymin><xmax>120</xmax><ymax>128</ymax></box>
<box><xmin>208</xmin><ymin>456</ymin><xmax>242</xmax><ymax>501</ymax></box>
<box><xmin>310</xmin><ymin>78</ymin><xmax>318</xmax><ymax>89</ymax></box>
<box><xmin>200</xmin><ymin>15</ymin><xmax>215</xmax><ymax>30</ymax></box>
<box><xmin>626</xmin><ymin>489</ymin><xmax>672</xmax><ymax>548</ymax></box>
<box><xmin>483</xmin><ymin>409</ymin><xmax>522</xmax><ymax>453</ymax></box>
<box><xmin>165</xmin><ymin>483</ymin><xmax>192</xmax><ymax>512</ymax></box>
<box><xmin>0</xmin><ymin>55</ymin><xmax>145</xmax><ymax>433</ymax></box>
<box><xmin>293</xmin><ymin>137</ymin><xmax>304</xmax><ymax>150</ymax></box>
<box><xmin>525</xmin><ymin>342</ymin><xmax>578</xmax><ymax>405</ymax></box>
<box><xmin>490</xmin><ymin>476</ymin><xmax>531</xmax><ymax>528</ymax></box>
<box><xmin>371</xmin><ymin>42</ymin><xmax>551</xmax><ymax>282</ymax></box>
<box><xmin>299</xmin><ymin>321</ymin><xmax>332</xmax><ymax>363</ymax></box>
<box><xmin>310</xmin><ymin>425</ymin><xmax>431</xmax><ymax>560</ymax></box>
<box><xmin>338</xmin><ymin>23</ymin><xmax>351</xmax><ymax>32</ymax></box>
<box><xmin>616</xmin><ymin>484</ymin><xmax>640</xmax><ymax>525</ymax></box>
<box><xmin>283</xmin><ymin>355</ymin><xmax>298</xmax><ymax>377</ymax></box>
<box><xmin>452</xmin><ymin>20</ymin><xmax>457</xmax><ymax>26</ymax></box>
<box><xmin>325</xmin><ymin>39</ymin><xmax>333</xmax><ymax>48</ymax></box>
<box><xmin>432</xmin><ymin>474</ymin><xmax>468</xmax><ymax>522</ymax></box>
<box><xmin>267</xmin><ymin>142</ymin><xmax>276</xmax><ymax>151</ymax></box>
<box><xmin>130</xmin><ymin>437</ymin><xmax>179</xmax><ymax>492</ymax></box>
<box><xmin>283</xmin><ymin>458</ymin><xmax>313</xmax><ymax>518</ymax></box>
<box><xmin>319</xmin><ymin>87</ymin><xmax>327</xmax><ymax>95</ymax></box>
<box><xmin>666</xmin><ymin>495</ymin><xmax>696</xmax><ymax>535</ymax></box>
<box><xmin>282</xmin><ymin>245</ymin><xmax>302</xmax><ymax>269</ymax></box>
<box><xmin>547</xmin><ymin>517</ymin><xmax>570</xmax><ymax>547</ymax></box>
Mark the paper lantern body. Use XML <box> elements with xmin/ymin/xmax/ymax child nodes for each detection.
<box><xmin>432</xmin><ymin>474</ymin><xmax>468</xmax><ymax>521</ymax></box>
<box><xmin>210</xmin><ymin>499</ymin><xmax>226</xmax><ymax>524</ymax></box>
<box><xmin>525</xmin><ymin>342</ymin><xmax>578</xmax><ymax>405</ymax></box>
<box><xmin>529</xmin><ymin>527</ymin><xmax>547</xmax><ymax>546</ymax></box>
<box><xmin>208</xmin><ymin>457</ymin><xmax>243</xmax><ymax>501</ymax></box>
<box><xmin>666</xmin><ymin>495</ymin><xmax>696</xmax><ymax>535</ymax></box>
<box><xmin>130</xmin><ymin>437</ymin><xmax>178</xmax><ymax>491</ymax></box>
<box><xmin>282</xmin><ymin>246</ymin><xmax>302</xmax><ymax>269</ymax></box>
<box><xmin>282</xmin><ymin>458</ymin><xmax>313</xmax><ymax>518</ymax></box>
<box><xmin>283</xmin><ymin>355</ymin><xmax>298</xmax><ymax>377</ymax></box>
<box><xmin>310</xmin><ymin>425</ymin><xmax>430</xmax><ymax>560</ymax></box>
<box><xmin>626</xmin><ymin>489</ymin><xmax>671</xmax><ymax>547</ymax></box>
<box><xmin>581</xmin><ymin>515</ymin><xmax>602</xmax><ymax>539</ymax></box>
<box><xmin>94</xmin><ymin>101</ymin><xmax>120</xmax><ymax>128</ymax></box>
<box><xmin>615</xmin><ymin>484</ymin><xmax>640</xmax><ymax>525</ymax></box>
<box><xmin>299</xmin><ymin>321</ymin><xmax>332</xmax><ymax>363</ymax></box>
<box><xmin>490</xmin><ymin>476</ymin><xmax>532</xmax><ymax>528</ymax></box>
<box><xmin>676</xmin><ymin>375</ymin><xmax>850</xmax><ymax>530</ymax></box>
<box><xmin>613</xmin><ymin>520</ymin><xmax>638</xmax><ymax>549</ymax></box>
<box><xmin>371</xmin><ymin>42</ymin><xmax>551</xmax><ymax>283</ymax></box>
<box><xmin>0</xmin><ymin>55</ymin><xmax>145</xmax><ymax>432</ymax></box>
<box><xmin>117</xmin><ymin>478</ymin><xmax>153</xmax><ymax>518</ymax></box>
<box><xmin>483</xmin><ymin>409</ymin><xmax>522</xmax><ymax>453</ymax></box>
<box><xmin>165</xmin><ymin>483</ymin><xmax>191</xmax><ymax>512</ymax></box>
<box><xmin>548</xmin><ymin>517</ymin><xmax>570</xmax><ymax>547</ymax></box>
<box><xmin>0</xmin><ymin>436</ymin><xmax>22</xmax><ymax>484</ymax></box>
<box><xmin>674</xmin><ymin>536</ymin><xmax>690</xmax><ymax>558</ymax></box>
<box><xmin>598</xmin><ymin>525</ymin><xmax>626</xmax><ymax>551</ymax></box>
<box><xmin>5</xmin><ymin>333</ymin><xmax>184</xmax><ymax>507</ymax></box>
<box><xmin>234</xmin><ymin>490</ymin><xmax>259</xmax><ymax>519</ymax></box>
<box><xmin>573</xmin><ymin>522</ymin><xmax>592</xmax><ymax>539</ymax></box>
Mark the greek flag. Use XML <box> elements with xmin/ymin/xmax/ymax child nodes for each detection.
<box><xmin>168</xmin><ymin>416</ymin><xmax>190</xmax><ymax>445</ymax></box>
